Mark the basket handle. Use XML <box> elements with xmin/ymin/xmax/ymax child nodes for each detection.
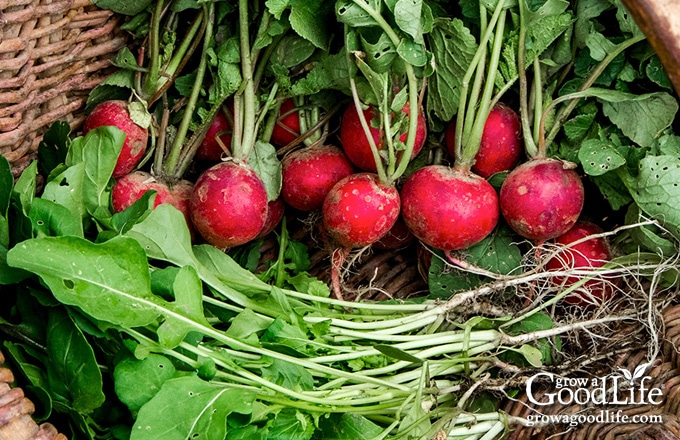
<box><xmin>621</xmin><ymin>0</ymin><xmax>680</xmax><ymax>94</ymax></box>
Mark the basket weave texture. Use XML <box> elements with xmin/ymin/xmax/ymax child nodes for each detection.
<box><xmin>0</xmin><ymin>0</ymin><xmax>126</xmax><ymax>177</ymax></box>
<box><xmin>503</xmin><ymin>303</ymin><xmax>680</xmax><ymax>440</ymax></box>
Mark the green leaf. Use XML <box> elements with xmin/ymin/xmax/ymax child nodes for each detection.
<box><xmin>67</xmin><ymin>126</ymin><xmax>125</xmax><ymax>219</ymax></box>
<box><xmin>426</xmin><ymin>17</ymin><xmax>477</xmax><ymax>121</ymax></box>
<box><xmin>374</xmin><ymin>344</ymin><xmax>422</xmax><ymax>364</ymax></box>
<box><xmin>37</xmin><ymin>121</ymin><xmax>71</xmax><ymax>178</ymax></box>
<box><xmin>46</xmin><ymin>308</ymin><xmax>105</xmax><ymax>413</ymax></box>
<box><xmin>578</xmin><ymin>139</ymin><xmax>626</xmax><ymax>176</ymax></box>
<box><xmin>289</xmin><ymin>0</ymin><xmax>331</xmax><ymax>50</ymax></box>
<box><xmin>224</xmin><ymin>309</ymin><xmax>271</xmax><ymax>346</ymax></box>
<box><xmin>272</xmin><ymin>35</ymin><xmax>317</xmax><ymax>69</ymax></box>
<box><xmin>112</xmin><ymin>47</ymin><xmax>146</xmax><ymax>72</ymax></box>
<box><xmin>625</xmin><ymin>204</ymin><xmax>677</xmax><ymax>256</ymax></box>
<box><xmin>360</xmin><ymin>32</ymin><xmax>397</xmax><ymax>73</ymax></box>
<box><xmin>261</xmin><ymin>357</ymin><xmax>314</xmax><ymax>392</ymax></box>
<box><xmin>248</xmin><ymin>141</ymin><xmax>282</xmax><ymax>201</ymax></box>
<box><xmin>395</xmin><ymin>0</ymin><xmax>424</xmax><ymax>44</ymax></box>
<box><xmin>261</xmin><ymin>318</ymin><xmax>311</xmax><ymax>354</ymax></box>
<box><xmin>157</xmin><ymin>265</ymin><xmax>211</xmax><ymax>349</ymax></box>
<box><xmin>335</xmin><ymin>0</ymin><xmax>379</xmax><ymax>27</ymax></box>
<box><xmin>92</xmin><ymin>0</ymin><xmax>153</xmax><ymax>15</ymax></box>
<box><xmin>114</xmin><ymin>353</ymin><xmax>177</xmax><ymax>413</ymax></box>
<box><xmin>315</xmin><ymin>413</ymin><xmax>385</xmax><ymax>440</ymax></box>
<box><xmin>12</xmin><ymin>160</ymin><xmax>38</xmax><ymax>216</ymax></box>
<box><xmin>111</xmin><ymin>190</ymin><xmax>156</xmax><ymax>234</ymax></box>
<box><xmin>267</xmin><ymin>408</ymin><xmax>314</xmax><ymax>440</ymax></box>
<box><xmin>42</xmin><ymin>162</ymin><xmax>85</xmax><ymax>226</ymax></box>
<box><xmin>354</xmin><ymin>55</ymin><xmax>388</xmax><ymax>107</ymax></box>
<box><xmin>0</xmin><ymin>156</ymin><xmax>11</xmax><ymax>216</ymax></box>
<box><xmin>621</xmin><ymin>155</ymin><xmax>680</xmax><ymax>239</ymax></box>
<box><xmin>465</xmin><ymin>226</ymin><xmax>523</xmax><ymax>275</ymax></box>
<box><xmin>6</xmin><ymin>236</ymin><xmax>160</xmax><ymax>328</ymax></box>
<box><xmin>396</xmin><ymin>38</ymin><xmax>427</xmax><ymax>66</ymax></box>
<box><xmin>28</xmin><ymin>198</ymin><xmax>83</xmax><ymax>238</ymax></box>
<box><xmin>601</xmin><ymin>91</ymin><xmax>678</xmax><ymax>148</ymax></box>
<box><xmin>131</xmin><ymin>375</ymin><xmax>256</xmax><ymax>440</ymax></box>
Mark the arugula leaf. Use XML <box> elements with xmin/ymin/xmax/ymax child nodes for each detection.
<box><xmin>114</xmin><ymin>353</ymin><xmax>177</xmax><ymax>413</ymax></box>
<box><xmin>131</xmin><ymin>375</ymin><xmax>256</xmax><ymax>440</ymax></box>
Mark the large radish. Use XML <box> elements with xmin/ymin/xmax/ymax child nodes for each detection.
<box><xmin>190</xmin><ymin>162</ymin><xmax>269</xmax><ymax>249</ymax></box>
<box><xmin>401</xmin><ymin>165</ymin><xmax>499</xmax><ymax>251</ymax></box>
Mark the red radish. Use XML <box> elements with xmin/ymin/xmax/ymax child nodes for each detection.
<box><xmin>372</xmin><ymin>216</ymin><xmax>415</xmax><ymax>250</ymax></box>
<box><xmin>400</xmin><ymin>165</ymin><xmax>499</xmax><ymax>251</ymax></box>
<box><xmin>339</xmin><ymin>103</ymin><xmax>426</xmax><ymax>172</ymax></box>
<box><xmin>270</xmin><ymin>98</ymin><xmax>301</xmax><ymax>148</ymax></box>
<box><xmin>281</xmin><ymin>145</ymin><xmax>355</xmax><ymax>211</ymax></box>
<box><xmin>83</xmin><ymin>100</ymin><xmax>148</xmax><ymax>178</ymax></box>
<box><xmin>500</xmin><ymin>158</ymin><xmax>584</xmax><ymax>243</ymax></box>
<box><xmin>195</xmin><ymin>111</ymin><xmax>232</xmax><ymax>162</ymax></box>
<box><xmin>445</xmin><ymin>103</ymin><xmax>522</xmax><ymax>178</ymax></box>
<box><xmin>257</xmin><ymin>198</ymin><xmax>286</xmax><ymax>239</ymax></box>
<box><xmin>322</xmin><ymin>173</ymin><xmax>401</xmax><ymax>248</ymax></box>
<box><xmin>190</xmin><ymin>162</ymin><xmax>269</xmax><ymax>249</ymax></box>
<box><xmin>546</xmin><ymin>221</ymin><xmax>616</xmax><ymax>306</ymax></box>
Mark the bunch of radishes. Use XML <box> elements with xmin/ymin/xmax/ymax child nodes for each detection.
<box><xmin>83</xmin><ymin>0</ymin><xmax>618</xmax><ymax>307</ymax></box>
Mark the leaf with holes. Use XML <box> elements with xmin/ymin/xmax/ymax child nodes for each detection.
<box><xmin>6</xmin><ymin>236</ymin><xmax>160</xmax><ymax>328</ymax></box>
<box><xmin>620</xmin><ymin>155</ymin><xmax>680</xmax><ymax>239</ymax></box>
<box><xmin>114</xmin><ymin>353</ymin><xmax>177</xmax><ymax>413</ymax></box>
<box><xmin>131</xmin><ymin>375</ymin><xmax>256</xmax><ymax>440</ymax></box>
<box><xmin>465</xmin><ymin>225</ymin><xmax>522</xmax><ymax>275</ymax></box>
<box><xmin>578</xmin><ymin>139</ymin><xmax>626</xmax><ymax>176</ymax></box>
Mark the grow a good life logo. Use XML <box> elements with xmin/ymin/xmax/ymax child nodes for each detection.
<box><xmin>524</xmin><ymin>363</ymin><xmax>664</xmax><ymax>427</ymax></box>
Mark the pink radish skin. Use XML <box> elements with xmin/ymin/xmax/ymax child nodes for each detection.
<box><xmin>500</xmin><ymin>158</ymin><xmax>584</xmax><ymax>242</ymax></box>
<box><xmin>190</xmin><ymin>162</ymin><xmax>269</xmax><ymax>249</ymax></box>
<box><xmin>546</xmin><ymin>221</ymin><xmax>616</xmax><ymax>306</ymax></box>
<box><xmin>322</xmin><ymin>173</ymin><xmax>401</xmax><ymax>248</ymax></box>
<box><xmin>83</xmin><ymin>100</ymin><xmax>148</xmax><ymax>178</ymax></box>
<box><xmin>445</xmin><ymin>103</ymin><xmax>522</xmax><ymax>178</ymax></box>
<box><xmin>195</xmin><ymin>112</ymin><xmax>232</xmax><ymax>162</ymax></box>
<box><xmin>401</xmin><ymin>165</ymin><xmax>499</xmax><ymax>251</ymax></box>
<box><xmin>339</xmin><ymin>103</ymin><xmax>427</xmax><ymax>172</ymax></box>
<box><xmin>271</xmin><ymin>99</ymin><xmax>301</xmax><ymax>148</ymax></box>
<box><xmin>281</xmin><ymin>145</ymin><xmax>355</xmax><ymax>211</ymax></box>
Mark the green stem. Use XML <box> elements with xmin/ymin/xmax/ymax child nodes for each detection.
<box><xmin>162</xmin><ymin>5</ymin><xmax>211</xmax><ymax>177</ymax></box>
<box><xmin>461</xmin><ymin>2</ymin><xmax>488</xmax><ymax>151</ymax></box>
<box><xmin>234</xmin><ymin>0</ymin><xmax>258</xmax><ymax>160</ymax></box>
<box><xmin>458</xmin><ymin>5</ymin><xmax>507</xmax><ymax>168</ymax></box>
<box><xmin>532</xmin><ymin>57</ymin><xmax>543</xmax><ymax>150</ymax></box>
<box><xmin>143</xmin><ymin>0</ymin><xmax>165</xmax><ymax>99</ymax></box>
<box><xmin>517</xmin><ymin>0</ymin><xmax>537</xmax><ymax>158</ymax></box>
<box><xmin>274</xmin><ymin>216</ymin><xmax>288</xmax><ymax>288</ymax></box>
<box><xmin>453</xmin><ymin>0</ymin><xmax>508</xmax><ymax>169</ymax></box>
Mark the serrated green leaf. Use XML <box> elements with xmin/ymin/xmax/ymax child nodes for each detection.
<box><xmin>289</xmin><ymin>0</ymin><xmax>331</xmax><ymax>49</ymax></box>
<box><xmin>267</xmin><ymin>408</ymin><xmax>314</xmax><ymax>440</ymax></box>
<box><xmin>261</xmin><ymin>357</ymin><xmax>314</xmax><ymax>392</ymax></box>
<box><xmin>466</xmin><ymin>226</ymin><xmax>523</xmax><ymax>275</ymax></box>
<box><xmin>621</xmin><ymin>155</ymin><xmax>680</xmax><ymax>238</ymax></box>
<box><xmin>249</xmin><ymin>141</ymin><xmax>282</xmax><ymax>201</ymax></box>
<box><xmin>426</xmin><ymin>17</ymin><xmax>477</xmax><ymax>121</ymax></box>
<box><xmin>395</xmin><ymin>0</ymin><xmax>424</xmax><ymax>44</ymax></box>
<box><xmin>396</xmin><ymin>38</ymin><xmax>427</xmax><ymax>66</ymax></box>
<box><xmin>578</xmin><ymin>139</ymin><xmax>626</xmax><ymax>176</ymax></box>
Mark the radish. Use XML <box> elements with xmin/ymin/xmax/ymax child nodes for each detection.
<box><xmin>270</xmin><ymin>98</ymin><xmax>301</xmax><ymax>148</ymax></box>
<box><xmin>257</xmin><ymin>198</ymin><xmax>286</xmax><ymax>239</ymax></box>
<box><xmin>195</xmin><ymin>111</ymin><xmax>232</xmax><ymax>162</ymax></box>
<box><xmin>339</xmin><ymin>102</ymin><xmax>426</xmax><ymax>172</ymax></box>
<box><xmin>500</xmin><ymin>158</ymin><xmax>584</xmax><ymax>243</ymax></box>
<box><xmin>445</xmin><ymin>103</ymin><xmax>521</xmax><ymax>179</ymax></box>
<box><xmin>545</xmin><ymin>221</ymin><xmax>616</xmax><ymax>306</ymax></box>
<box><xmin>401</xmin><ymin>165</ymin><xmax>499</xmax><ymax>251</ymax></box>
<box><xmin>83</xmin><ymin>100</ymin><xmax>148</xmax><ymax>178</ymax></box>
<box><xmin>281</xmin><ymin>145</ymin><xmax>355</xmax><ymax>211</ymax></box>
<box><xmin>322</xmin><ymin>173</ymin><xmax>400</xmax><ymax>248</ymax></box>
<box><xmin>190</xmin><ymin>162</ymin><xmax>269</xmax><ymax>249</ymax></box>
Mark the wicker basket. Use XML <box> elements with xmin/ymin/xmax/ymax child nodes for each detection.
<box><xmin>0</xmin><ymin>0</ymin><xmax>127</xmax><ymax>177</ymax></box>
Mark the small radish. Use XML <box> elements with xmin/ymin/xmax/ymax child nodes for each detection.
<box><xmin>195</xmin><ymin>111</ymin><xmax>232</xmax><ymax>162</ymax></box>
<box><xmin>281</xmin><ymin>145</ymin><xmax>355</xmax><ymax>211</ymax></box>
<box><xmin>400</xmin><ymin>165</ymin><xmax>499</xmax><ymax>251</ymax></box>
<box><xmin>83</xmin><ymin>100</ymin><xmax>148</xmax><ymax>178</ymax></box>
<box><xmin>190</xmin><ymin>161</ymin><xmax>269</xmax><ymax>249</ymax></box>
<box><xmin>500</xmin><ymin>158</ymin><xmax>584</xmax><ymax>243</ymax></box>
<box><xmin>339</xmin><ymin>102</ymin><xmax>426</xmax><ymax>172</ymax></box>
<box><xmin>545</xmin><ymin>221</ymin><xmax>616</xmax><ymax>306</ymax></box>
<box><xmin>257</xmin><ymin>198</ymin><xmax>286</xmax><ymax>239</ymax></box>
<box><xmin>445</xmin><ymin>103</ymin><xmax>521</xmax><ymax>178</ymax></box>
<box><xmin>322</xmin><ymin>173</ymin><xmax>401</xmax><ymax>248</ymax></box>
<box><xmin>111</xmin><ymin>171</ymin><xmax>194</xmax><ymax>233</ymax></box>
<box><xmin>270</xmin><ymin>98</ymin><xmax>301</xmax><ymax>148</ymax></box>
